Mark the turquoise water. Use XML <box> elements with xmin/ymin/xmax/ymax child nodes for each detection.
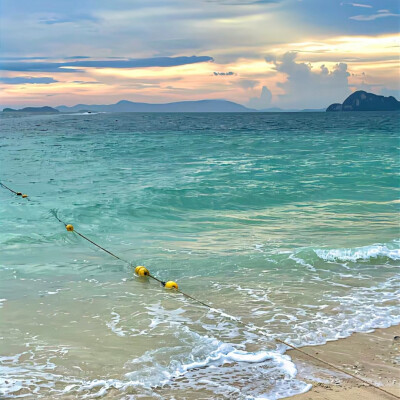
<box><xmin>1</xmin><ymin>111</ymin><xmax>399</xmax><ymax>399</ymax></box>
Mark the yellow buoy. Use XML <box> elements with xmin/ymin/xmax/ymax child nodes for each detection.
<box><xmin>165</xmin><ymin>281</ymin><xmax>178</xmax><ymax>290</ymax></box>
<box><xmin>22</xmin><ymin>194</ymin><xmax>28</xmax><ymax>198</ymax></box>
<box><xmin>135</xmin><ymin>265</ymin><xmax>148</xmax><ymax>275</ymax></box>
<box><xmin>66</xmin><ymin>224</ymin><xmax>74</xmax><ymax>232</ymax></box>
<box><xmin>136</xmin><ymin>266</ymin><xmax>149</xmax><ymax>276</ymax></box>
<box><xmin>135</xmin><ymin>266</ymin><xmax>144</xmax><ymax>275</ymax></box>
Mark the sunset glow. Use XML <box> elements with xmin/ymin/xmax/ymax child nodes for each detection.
<box><xmin>1</xmin><ymin>0</ymin><xmax>399</xmax><ymax>109</ymax></box>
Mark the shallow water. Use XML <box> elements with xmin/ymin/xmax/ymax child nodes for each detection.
<box><xmin>0</xmin><ymin>111</ymin><xmax>399</xmax><ymax>399</ymax></box>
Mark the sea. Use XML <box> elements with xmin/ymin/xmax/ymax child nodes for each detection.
<box><xmin>0</xmin><ymin>111</ymin><xmax>399</xmax><ymax>399</ymax></box>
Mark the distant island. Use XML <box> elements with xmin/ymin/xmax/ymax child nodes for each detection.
<box><xmin>2</xmin><ymin>100</ymin><xmax>324</xmax><ymax>113</ymax></box>
<box><xmin>55</xmin><ymin>100</ymin><xmax>327</xmax><ymax>113</ymax></box>
<box><xmin>56</xmin><ymin>100</ymin><xmax>253</xmax><ymax>113</ymax></box>
<box><xmin>3</xmin><ymin>106</ymin><xmax>59</xmax><ymax>113</ymax></box>
<box><xmin>4</xmin><ymin>92</ymin><xmax>398</xmax><ymax>113</ymax></box>
<box><xmin>327</xmin><ymin>91</ymin><xmax>400</xmax><ymax>112</ymax></box>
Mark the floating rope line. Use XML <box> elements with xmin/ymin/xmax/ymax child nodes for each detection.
<box><xmin>274</xmin><ymin>337</ymin><xmax>400</xmax><ymax>400</ymax></box>
<box><xmin>51</xmin><ymin>211</ymin><xmax>129</xmax><ymax>264</ymax></box>
<box><xmin>1</xmin><ymin>182</ymin><xmax>399</xmax><ymax>399</ymax></box>
<box><xmin>0</xmin><ymin>182</ymin><xmax>29</xmax><ymax>199</ymax></box>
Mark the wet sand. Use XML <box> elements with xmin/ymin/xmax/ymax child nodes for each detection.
<box><xmin>289</xmin><ymin>325</ymin><xmax>400</xmax><ymax>400</ymax></box>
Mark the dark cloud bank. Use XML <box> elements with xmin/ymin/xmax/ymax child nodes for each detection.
<box><xmin>0</xmin><ymin>56</ymin><xmax>214</xmax><ymax>73</ymax></box>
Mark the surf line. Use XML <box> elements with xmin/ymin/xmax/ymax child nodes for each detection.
<box><xmin>1</xmin><ymin>182</ymin><xmax>399</xmax><ymax>400</ymax></box>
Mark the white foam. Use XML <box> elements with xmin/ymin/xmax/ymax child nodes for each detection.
<box><xmin>209</xmin><ymin>307</ymin><xmax>241</xmax><ymax>322</ymax></box>
<box><xmin>279</xmin><ymin>276</ymin><xmax>400</xmax><ymax>348</ymax></box>
<box><xmin>106</xmin><ymin>311</ymin><xmax>127</xmax><ymax>337</ymax></box>
<box><xmin>146</xmin><ymin>304</ymin><xmax>189</xmax><ymax>330</ymax></box>
<box><xmin>40</xmin><ymin>288</ymin><xmax>66</xmax><ymax>296</ymax></box>
<box><xmin>315</xmin><ymin>243</ymin><xmax>400</xmax><ymax>262</ymax></box>
<box><xmin>289</xmin><ymin>253</ymin><xmax>316</xmax><ymax>271</ymax></box>
<box><xmin>0</xmin><ymin>346</ymin><xmax>75</xmax><ymax>398</ymax></box>
<box><xmin>175</xmin><ymin>343</ymin><xmax>288</xmax><ymax>375</ymax></box>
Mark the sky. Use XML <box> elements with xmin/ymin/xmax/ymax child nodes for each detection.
<box><xmin>0</xmin><ymin>0</ymin><xmax>399</xmax><ymax>109</ymax></box>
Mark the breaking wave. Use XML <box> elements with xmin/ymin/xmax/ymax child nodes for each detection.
<box><xmin>314</xmin><ymin>242</ymin><xmax>400</xmax><ymax>262</ymax></box>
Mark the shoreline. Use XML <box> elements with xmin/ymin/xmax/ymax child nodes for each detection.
<box><xmin>288</xmin><ymin>325</ymin><xmax>400</xmax><ymax>400</ymax></box>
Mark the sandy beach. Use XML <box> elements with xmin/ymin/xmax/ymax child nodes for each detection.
<box><xmin>289</xmin><ymin>325</ymin><xmax>400</xmax><ymax>400</ymax></box>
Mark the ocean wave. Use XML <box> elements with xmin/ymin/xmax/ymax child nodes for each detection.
<box><xmin>3</xmin><ymin>276</ymin><xmax>399</xmax><ymax>399</ymax></box>
<box><xmin>279</xmin><ymin>275</ymin><xmax>400</xmax><ymax>348</ymax></box>
<box><xmin>62</xmin><ymin>328</ymin><xmax>311</xmax><ymax>399</ymax></box>
<box><xmin>0</xmin><ymin>345</ymin><xmax>72</xmax><ymax>399</ymax></box>
<box><xmin>314</xmin><ymin>242</ymin><xmax>400</xmax><ymax>262</ymax></box>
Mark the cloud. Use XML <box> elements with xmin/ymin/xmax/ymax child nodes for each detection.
<box><xmin>64</xmin><ymin>56</ymin><xmax>214</xmax><ymax>68</ymax></box>
<box><xmin>350</xmin><ymin>12</ymin><xmax>400</xmax><ymax>21</ymax></box>
<box><xmin>39</xmin><ymin>14</ymin><xmax>99</xmax><ymax>25</ymax></box>
<box><xmin>213</xmin><ymin>71</ymin><xmax>234</xmax><ymax>75</ymax></box>
<box><xmin>0</xmin><ymin>76</ymin><xmax>58</xmax><ymax>84</ymax></box>
<box><xmin>265</xmin><ymin>54</ymin><xmax>277</xmax><ymax>63</ymax></box>
<box><xmin>238</xmin><ymin>79</ymin><xmax>258</xmax><ymax>89</ymax></box>
<box><xmin>1</xmin><ymin>1</ymin><xmax>398</xmax><ymax>108</ymax></box>
<box><xmin>247</xmin><ymin>86</ymin><xmax>272</xmax><ymax>109</ymax></box>
<box><xmin>340</xmin><ymin>2</ymin><xmax>372</xmax><ymax>8</ymax></box>
<box><xmin>71</xmin><ymin>80</ymin><xmax>102</xmax><ymax>85</ymax></box>
<box><xmin>204</xmin><ymin>0</ymin><xmax>279</xmax><ymax>4</ymax></box>
<box><xmin>0</xmin><ymin>56</ymin><xmax>214</xmax><ymax>73</ymax></box>
<box><xmin>0</xmin><ymin>0</ymin><xmax>303</xmax><ymax>62</ymax></box>
<box><xmin>0</xmin><ymin>62</ymin><xmax>82</xmax><ymax>73</ymax></box>
<box><xmin>272</xmin><ymin>52</ymin><xmax>351</xmax><ymax>108</ymax></box>
<box><xmin>0</xmin><ymin>56</ymin><xmax>52</xmax><ymax>61</ymax></box>
<box><xmin>64</xmin><ymin>56</ymin><xmax>91</xmax><ymax>60</ymax></box>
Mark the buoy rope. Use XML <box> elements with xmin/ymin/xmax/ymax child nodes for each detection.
<box><xmin>0</xmin><ymin>182</ymin><xmax>18</xmax><ymax>195</ymax></box>
<box><xmin>51</xmin><ymin>211</ymin><xmax>172</xmax><ymax>289</ymax></box>
<box><xmin>51</xmin><ymin>211</ymin><xmax>129</xmax><ymax>264</ymax></box>
<box><xmin>0</xmin><ymin>182</ymin><xmax>29</xmax><ymax>199</ymax></box>
<box><xmin>176</xmin><ymin>290</ymin><xmax>213</xmax><ymax>309</ymax></box>
<box><xmin>1</xmin><ymin>182</ymin><xmax>399</xmax><ymax>399</ymax></box>
<box><xmin>274</xmin><ymin>337</ymin><xmax>399</xmax><ymax>399</ymax></box>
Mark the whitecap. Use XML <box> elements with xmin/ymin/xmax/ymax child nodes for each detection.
<box><xmin>315</xmin><ymin>243</ymin><xmax>400</xmax><ymax>262</ymax></box>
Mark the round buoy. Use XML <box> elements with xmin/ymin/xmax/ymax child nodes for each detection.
<box><xmin>165</xmin><ymin>281</ymin><xmax>178</xmax><ymax>290</ymax></box>
<box><xmin>135</xmin><ymin>266</ymin><xmax>144</xmax><ymax>275</ymax></box>
<box><xmin>136</xmin><ymin>266</ymin><xmax>149</xmax><ymax>276</ymax></box>
<box><xmin>22</xmin><ymin>194</ymin><xmax>28</xmax><ymax>198</ymax></box>
<box><xmin>16</xmin><ymin>192</ymin><xmax>22</xmax><ymax>196</ymax></box>
<box><xmin>66</xmin><ymin>224</ymin><xmax>74</xmax><ymax>232</ymax></box>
